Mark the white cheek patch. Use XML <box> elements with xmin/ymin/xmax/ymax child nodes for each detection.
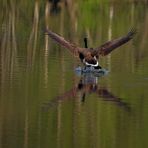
<box><xmin>83</xmin><ymin>59</ymin><xmax>99</xmax><ymax>67</ymax></box>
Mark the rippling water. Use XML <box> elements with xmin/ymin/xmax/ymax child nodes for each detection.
<box><xmin>0</xmin><ymin>1</ymin><xmax>148</xmax><ymax>148</ymax></box>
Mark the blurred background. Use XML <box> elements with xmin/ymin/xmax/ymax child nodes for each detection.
<box><xmin>0</xmin><ymin>0</ymin><xmax>148</xmax><ymax>148</ymax></box>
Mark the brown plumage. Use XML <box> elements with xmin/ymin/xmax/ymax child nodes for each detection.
<box><xmin>45</xmin><ymin>29</ymin><xmax>136</xmax><ymax>68</ymax></box>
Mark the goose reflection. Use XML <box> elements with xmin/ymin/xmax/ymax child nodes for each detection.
<box><xmin>43</xmin><ymin>73</ymin><xmax>131</xmax><ymax>112</ymax></box>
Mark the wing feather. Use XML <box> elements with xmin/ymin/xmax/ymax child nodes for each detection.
<box><xmin>93</xmin><ymin>29</ymin><xmax>136</xmax><ymax>56</ymax></box>
<box><xmin>45</xmin><ymin>29</ymin><xmax>81</xmax><ymax>56</ymax></box>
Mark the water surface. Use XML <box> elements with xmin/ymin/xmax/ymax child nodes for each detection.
<box><xmin>0</xmin><ymin>1</ymin><xmax>148</xmax><ymax>148</ymax></box>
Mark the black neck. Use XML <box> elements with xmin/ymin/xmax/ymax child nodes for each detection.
<box><xmin>84</xmin><ymin>38</ymin><xmax>88</xmax><ymax>48</ymax></box>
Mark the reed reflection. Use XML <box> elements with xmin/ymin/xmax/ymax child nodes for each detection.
<box><xmin>43</xmin><ymin>73</ymin><xmax>131</xmax><ymax>112</ymax></box>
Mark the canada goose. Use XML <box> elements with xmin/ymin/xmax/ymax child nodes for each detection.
<box><xmin>83</xmin><ymin>37</ymin><xmax>102</xmax><ymax>69</ymax></box>
<box><xmin>45</xmin><ymin>29</ymin><xmax>136</xmax><ymax>69</ymax></box>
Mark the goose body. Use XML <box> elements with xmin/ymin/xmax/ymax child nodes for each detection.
<box><xmin>45</xmin><ymin>29</ymin><xmax>136</xmax><ymax>69</ymax></box>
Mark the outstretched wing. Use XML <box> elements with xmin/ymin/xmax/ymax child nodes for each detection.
<box><xmin>93</xmin><ymin>29</ymin><xmax>136</xmax><ymax>56</ymax></box>
<box><xmin>45</xmin><ymin>29</ymin><xmax>83</xmax><ymax>56</ymax></box>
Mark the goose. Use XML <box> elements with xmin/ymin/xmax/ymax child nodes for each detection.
<box><xmin>82</xmin><ymin>37</ymin><xmax>102</xmax><ymax>69</ymax></box>
<box><xmin>45</xmin><ymin>29</ymin><xmax>136</xmax><ymax>69</ymax></box>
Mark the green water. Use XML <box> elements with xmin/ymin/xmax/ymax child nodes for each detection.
<box><xmin>0</xmin><ymin>1</ymin><xmax>148</xmax><ymax>148</ymax></box>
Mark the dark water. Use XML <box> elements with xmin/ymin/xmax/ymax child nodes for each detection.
<box><xmin>0</xmin><ymin>1</ymin><xmax>148</xmax><ymax>148</ymax></box>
